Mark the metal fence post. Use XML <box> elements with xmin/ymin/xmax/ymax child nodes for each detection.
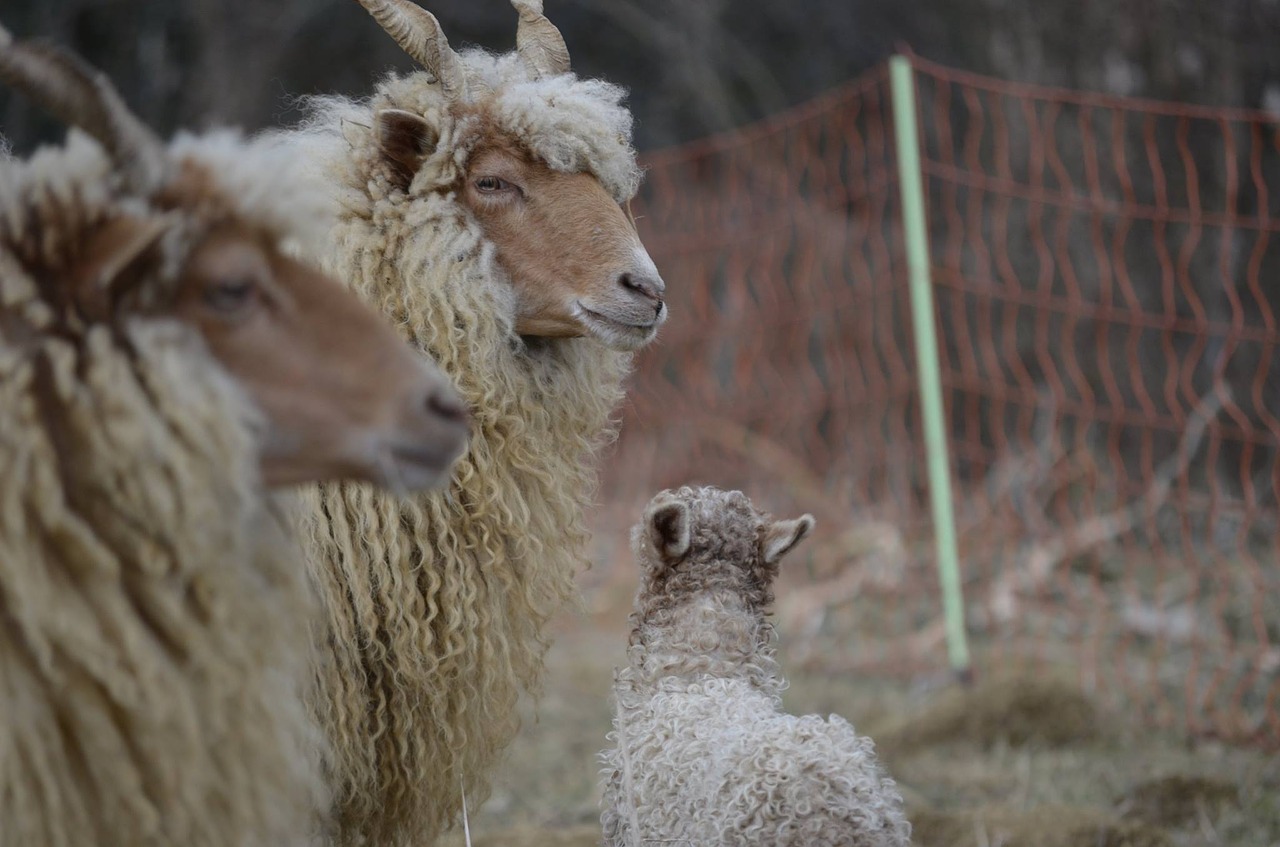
<box><xmin>888</xmin><ymin>54</ymin><xmax>972</xmax><ymax>679</ymax></box>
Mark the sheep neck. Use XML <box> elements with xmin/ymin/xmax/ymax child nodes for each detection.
<box><xmin>626</xmin><ymin>588</ymin><xmax>783</xmax><ymax>694</ymax></box>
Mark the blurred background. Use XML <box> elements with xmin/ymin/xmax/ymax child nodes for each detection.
<box><xmin>4</xmin><ymin>2</ymin><xmax>1279</xmax><ymax>844</ymax></box>
<box><xmin>3</xmin><ymin>0</ymin><xmax>1280</xmax><ymax>152</ymax></box>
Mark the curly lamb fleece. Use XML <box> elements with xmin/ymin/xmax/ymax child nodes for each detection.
<box><xmin>600</xmin><ymin>486</ymin><xmax>912</xmax><ymax>847</ymax></box>
<box><xmin>282</xmin><ymin>48</ymin><xmax>637</xmax><ymax>846</ymax></box>
<box><xmin>0</xmin><ymin>134</ymin><xmax>331</xmax><ymax>847</ymax></box>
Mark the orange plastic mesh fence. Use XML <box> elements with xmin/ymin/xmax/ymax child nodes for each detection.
<box><xmin>594</xmin><ymin>56</ymin><xmax>1280</xmax><ymax>748</ymax></box>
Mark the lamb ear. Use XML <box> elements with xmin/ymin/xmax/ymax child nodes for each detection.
<box><xmin>762</xmin><ymin>514</ymin><xmax>815</xmax><ymax>564</ymax></box>
<box><xmin>646</xmin><ymin>498</ymin><xmax>690</xmax><ymax>562</ymax></box>
<box><xmin>375</xmin><ymin>108</ymin><xmax>439</xmax><ymax>185</ymax></box>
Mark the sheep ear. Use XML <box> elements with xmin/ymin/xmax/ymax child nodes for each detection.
<box><xmin>376</xmin><ymin>108</ymin><xmax>439</xmax><ymax>186</ymax></box>
<box><xmin>762</xmin><ymin>514</ymin><xmax>815</xmax><ymax>564</ymax></box>
<box><xmin>73</xmin><ymin>214</ymin><xmax>172</xmax><ymax>317</ymax></box>
<box><xmin>646</xmin><ymin>498</ymin><xmax>691</xmax><ymax>562</ymax></box>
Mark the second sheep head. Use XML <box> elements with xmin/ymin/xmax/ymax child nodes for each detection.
<box><xmin>358</xmin><ymin>0</ymin><xmax>667</xmax><ymax>352</ymax></box>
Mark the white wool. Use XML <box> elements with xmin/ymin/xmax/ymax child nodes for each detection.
<box><xmin>168</xmin><ymin>129</ymin><xmax>338</xmax><ymax>251</ymax></box>
<box><xmin>0</xmin><ymin>318</ymin><xmax>328</xmax><ymax>847</ymax></box>
<box><xmin>0</xmin><ymin>129</ymin><xmax>335</xmax><ymax>273</ymax></box>
<box><xmin>484</xmin><ymin>67</ymin><xmax>641</xmax><ymax>201</ymax></box>
<box><xmin>606</xmin><ymin>676</ymin><xmax>912</xmax><ymax>847</ymax></box>
<box><xmin>286</xmin><ymin>48</ymin><xmax>641</xmax><ymax>206</ymax></box>
<box><xmin>0</xmin><ymin>121</ymin><xmax>332</xmax><ymax>847</ymax></box>
<box><xmin>271</xmin><ymin>34</ymin><xmax>643</xmax><ymax>847</ymax></box>
<box><xmin>601</xmin><ymin>487</ymin><xmax>911</xmax><ymax>847</ymax></box>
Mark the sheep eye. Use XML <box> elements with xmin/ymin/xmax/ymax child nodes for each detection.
<box><xmin>203</xmin><ymin>277</ymin><xmax>257</xmax><ymax>314</ymax></box>
<box><xmin>475</xmin><ymin>176</ymin><xmax>510</xmax><ymax>193</ymax></box>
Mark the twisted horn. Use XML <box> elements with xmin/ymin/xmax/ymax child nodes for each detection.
<box><xmin>0</xmin><ymin>27</ymin><xmax>166</xmax><ymax>191</ymax></box>
<box><xmin>512</xmin><ymin>0</ymin><xmax>570</xmax><ymax>77</ymax></box>
<box><xmin>351</xmin><ymin>0</ymin><xmax>463</xmax><ymax>101</ymax></box>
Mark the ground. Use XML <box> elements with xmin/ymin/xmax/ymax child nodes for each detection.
<box><xmin>439</xmin><ymin>567</ymin><xmax>1279</xmax><ymax>847</ymax></box>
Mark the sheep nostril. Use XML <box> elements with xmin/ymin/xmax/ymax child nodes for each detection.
<box><xmin>427</xmin><ymin>390</ymin><xmax>468</xmax><ymax>426</ymax></box>
<box><xmin>619</xmin><ymin>271</ymin><xmax>665</xmax><ymax>302</ymax></box>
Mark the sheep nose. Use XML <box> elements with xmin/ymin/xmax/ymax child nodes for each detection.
<box><xmin>619</xmin><ymin>270</ymin><xmax>666</xmax><ymax>304</ymax></box>
<box><xmin>425</xmin><ymin>387</ymin><xmax>469</xmax><ymax>427</ymax></box>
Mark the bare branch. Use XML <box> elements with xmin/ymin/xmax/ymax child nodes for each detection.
<box><xmin>989</xmin><ymin>386</ymin><xmax>1230</xmax><ymax>622</ymax></box>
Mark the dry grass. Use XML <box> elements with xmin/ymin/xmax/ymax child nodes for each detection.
<box><xmin>435</xmin><ymin>527</ymin><xmax>1280</xmax><ymax>847</ymax></box>
<box><xmin>437</xmin><ymin>603</ymin><xmax>1279</xmax><ymax>847</ymax></box>
<box><xmin>439</xmin><ymin>825</ymin><xmax>600</xmax><ymax>847</ymax></box>
<box><xmin>869</xmin><ymin>672</ymin><xmax>1103</xmax><ymax>756</ymax></box>
<box><xmin>909</xmin><ymin>805</ymin><xmax>1172</xmax><ymax>847</ymax></box>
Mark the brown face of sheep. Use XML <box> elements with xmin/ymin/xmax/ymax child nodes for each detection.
<box><xmin>0</xmin><ymin>27</ymin><xmax>466</xmax><ymax>489</ymax></box>
<box><xmin>73</xmin><ymin>216</ymin><xmax>470</xmax><ymax>492</ymax></box>
<box><xmin>377</xmin><ymin>110</ymin><xmax>666</xmax><ymax>351</ymax></box>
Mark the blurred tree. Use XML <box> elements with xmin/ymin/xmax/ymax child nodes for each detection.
<box><xmin>3</xmin><ymin>0</ymin><xmax>1277</xmax><ymax>154</ymax></box>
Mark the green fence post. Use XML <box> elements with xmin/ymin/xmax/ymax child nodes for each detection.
<box><xmin>888</xmin><ymin>55</ymin><xmax>972</xmax><ymax>679</ymax></box>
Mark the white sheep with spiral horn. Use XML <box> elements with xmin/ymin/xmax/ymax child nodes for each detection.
<box><xmin>279</xmin><ymin>0</ymin><xmax>667</xmax><ymax>842</ymax></box>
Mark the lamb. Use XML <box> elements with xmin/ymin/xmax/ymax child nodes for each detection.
<box><xmin>281</xmin><ymin>1</ymin><xmax>666</xmax><ymax>842</ymax></box>
<box><xmin>600</xmin><ymin>486</ymin><xmax>912</xmax><ymax>847</ymax></box>
<box><xmin>0</xmin><ymin>28</ymin><xmax>468</xmax><ymax>847</ymax></box>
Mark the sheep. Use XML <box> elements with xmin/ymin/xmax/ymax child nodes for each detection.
<box><xmin>600</xmin><ymin>486</ymin><xmax>912</xmax><ymax>847</ymax></box>
<box><xmin>280</xmin><ymin>1</ymin><xmax>666</xmax><ymax>842</ymax></box>
<box><xmin>0</xmin><ymin>28</ymin><xmax>468</xmax><ymax>847</ymax></box>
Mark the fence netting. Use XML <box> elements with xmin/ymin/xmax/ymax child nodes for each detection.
<box><xmin>594</xmin><ymin>55</ymin><xmax>1280</xmax><ymax>749</ymax></box>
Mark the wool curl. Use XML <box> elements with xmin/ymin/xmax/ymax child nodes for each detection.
<box><xmin>0</xmin><ymin>130</ymin><xmax>336</xmax><ymax>288</ymax></box>
<box><xmin>283</xmin><ymin>47</ymin><xmax>636</xmax><ymax>846</ymax></box>
<box><xmin>600</xmin><ymin>486</ymin><xmax>912</xmax><ymax>847</ymax></box>
<box><xmin>0</xmin><ymin>135</ymin><xmax>330</xmax><ymax>847</ymax></box>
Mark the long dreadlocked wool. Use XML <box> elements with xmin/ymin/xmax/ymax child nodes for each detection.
<box><xmin>0</xmin><ymin>136</ymin><xmax>330</xmax><ymax>847</ymax></box>
<box><xmin>287</xmin><ymin>51</ymin><xmax>638</xmax><ymax>845</ymax></box>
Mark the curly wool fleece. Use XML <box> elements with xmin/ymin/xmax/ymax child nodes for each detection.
<box><xmin>600</xmin><ymin>487</ymin><xmax>912</xmax><ymax>847</ymax></box>
<box><xmin>0</xmin><ymin>139</ymin><xmax>331</xmax><ymax>847</ymax></box>
<box><xmin>287</xmin><ymin>49</ymin><xmax>636</xmax><ymax>846</ymax></box>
